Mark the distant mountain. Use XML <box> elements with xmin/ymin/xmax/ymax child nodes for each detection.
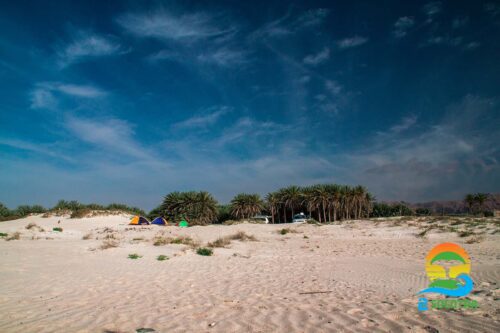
<box><xmin>409</xmin><ymin>193</ymin><xmax>500</xmax><ymax>214</ymax></box>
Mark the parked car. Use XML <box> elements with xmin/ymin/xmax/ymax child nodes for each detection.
<box><xmin>292</xmin><ymin>213</ymin><xmax>308</xmax><ymax>223</ymax></box>
<box><xmin>251</xmin><ymin>215</ymin><xmax>272</xmax><ymax>224</ymax></box>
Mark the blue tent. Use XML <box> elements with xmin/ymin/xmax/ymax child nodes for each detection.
<box><xmin>151</xmin><ymin>217</ymin><xmax>168</xmax><ymax>225</ymax></box>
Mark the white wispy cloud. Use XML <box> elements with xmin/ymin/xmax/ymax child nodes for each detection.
<box><xmin>65</xmin><ymin>116</ymin><xmax>153</xmax><ymax>161</ymax></box>
<box><xmin>465</xmin><ymin>41</ymin><xmax>480</xmax><ymax>50</ymax></box>
<box><xmin>117</xmin><ymin>9</ymin><xmax>234</xmax><ymax>41</ymax></box>
<box><xmin>0</xmin><ymin>138</ymin><xmax>74</xmax><ymax>162</ymax></box>
<box><xmin>325</xmin><ymin>80</ymin><xmax>342</xmax><ymax>95</ymax></box>
<box><xmin>422</xmin><ymin>2</ymin><xmax>442</xmax><ymax>22</ymax></box>
<box><xmin>55</xmin><ymin>83</ymin><xmax>106</xmax><ymax>98</ymax></box>
<box><xmin>197</xmin><ymin>47</ymin><xmax>248</xmax><ymax>67</ymax></box>
<box><xmin>303</xmin><ymin>47</ymin><xmax>330</xmax><ymax>66</ymax></box>
<box><xmin>147</xmin><ymin>49</ymin><xmax>181</xmax><ymax>62</ymax></box>
<box><xmin>173</xmin><ymin>106</ymin><xmax>231</xmax><ymax>129</ymax></box>
<box><xmin>423</xmin><ymin>35</ymin><xmax>462</xmax><ymax>47</ymax></box>
<box><xmin>338</xmin><ymin>36</ymin><xmax>368</xmax><ymax>49</ymax></box>
<box><xmin>393</xmin><ymin>16</ymin><xmax>415</xmax><ymax>38</ymax></box>
<box><xmin>214</xmin><ymin>117</ymin><xmax>291</xmax><ymax>146</ymax></box>
<box><xmin>30</xmin><ymin>88</ymin><xmax>58</xmax><ymax>109</ymax></box>
<box><xmin>57</xmin><ymin>31</ymin><xmax>122</xmax><ymax>67</ymax></box>
<box><xmin>30</xmin><ymin>82</ymin><xmax>106</xmax><ymax>109</ymax></box>
<box><xmin>251</xmin><ymin>8</ymin><xmax>329</xmax><ymax>39</ymax></box>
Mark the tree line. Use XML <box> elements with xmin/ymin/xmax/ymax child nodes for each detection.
<box><xmin>2</xmin><ymin>191</ymin><xmax>494</xmax><ymax>224</ymax></box>
<box><xmin>152</xmin><ymin>184</ymin><xmax>374</xmax><ymax>225</ymax></box>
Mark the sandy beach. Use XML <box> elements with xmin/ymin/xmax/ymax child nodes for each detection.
<box><xmin>0</xmin><ymin>215</ymin><xmax>498</xmax><ymax>333</ymax></box>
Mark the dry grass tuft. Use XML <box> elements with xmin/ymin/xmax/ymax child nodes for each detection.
<box><xmin>207</xmin><ymin>231</ymin><xmax>257</xmax><ymax>248</ymax></box>
<box><xmin>170</xmin><ymin>236</ymin><xmax>199</xmax><ymax>248</ymax></box>
<box><xmin>82</xmin><ymin>232</ymin><xmax>93</xmax><ymax>240</ymax></box>
<box><xmin>100</xmin><ymin>239</ymin><xmax>119</xmax><ymax>250</ymax></box>
<box><xmin>207</xmin><ymin>237</ymin><xmax>232</xmax><ymax>248</ymax></box>
<box><xmin>5</xmin><ymin>232</ymin><xmax>21</xmax><ymax>241</ymax></box>
<box><xmin>465</xmin><ymin>235</ymin><xmax>484</xmax><ymax>244</ymax></box>
<box><xmin>153</xmin><ymin>235</ymin><xmax>169</xmax><ymax>246</ymax></box>
<box><xmin>228</xmin><ymin>231</ymin><xmax>257</xmax><ymax>241</ymax></box>
<box><xmin>25</xmin><ymin>223</ymin><xmax>45</xmax><ymax>232</ymax></box>
<box><xmin>278</xmin><ymin>228</ymin><xmax>298</xmax><ymax>235</ymax></box>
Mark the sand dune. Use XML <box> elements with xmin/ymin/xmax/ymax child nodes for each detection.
<box><xmin>0</xmin><ymin>215</ymin><xmax>499</xmax><ymax>332</ymax></box>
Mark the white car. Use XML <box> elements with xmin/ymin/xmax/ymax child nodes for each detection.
<box><xmin>292</xmin><ymin>214</ymin><xmax>308</xmax><ymax>223</ymax></box>
<box><xmin>251</xmin><ymin>215</ymin><xmax>272</xmax><ymax>224</ymax></box>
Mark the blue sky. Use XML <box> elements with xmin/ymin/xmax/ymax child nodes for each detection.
<box><xmin>1</xmin><ymin>0</ymin><xmax>499</xmax><ymax>210</ymax></box>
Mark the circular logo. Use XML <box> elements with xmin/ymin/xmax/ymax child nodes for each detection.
<box><xmin>418</xmin><ymin>242</ymin><xmax>473</xmax><ymax>297</ymax></box>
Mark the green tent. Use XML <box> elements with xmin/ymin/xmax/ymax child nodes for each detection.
<box><xmin>179</xmin><ymin>220</ymin><xmax>188</xmax><ymax>227</ymax></box>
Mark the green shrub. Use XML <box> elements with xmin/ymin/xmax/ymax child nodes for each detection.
<box><xmin>0</xmin><ymin>232</ymin><xmax>8</xmax><ymax>237</ymax></box>
<box><xmin>52</xmin><ymin>227</ymin><xmax>63</xmax><ymax>232</ymax></box>
<box><xmin>156</xmin><ymin>255</ymin><xmax>169</xmax><ymax>261</ymax></box>
<box><xmin>196</xmin><ymin>247</ymin><xmax>213</xmax><ymax>256</ymax></box>
<box><xmin>128</xmin><ymin>253</ymin><xmax>142</xmax><ymax>259</ymax></box>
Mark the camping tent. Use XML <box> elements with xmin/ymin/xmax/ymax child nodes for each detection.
<box><xmin>151</xmin><ymin>217</ymin><xmax>168</xmax><ymax>226</ymax></box>
<box><xmin>178</xmin><ymin>220</ymin><xmax>188</xmax><ymax>227</ymax></box>
<box><xmin>129</xmin><ymin>216</ymin><xmax>150</xmax><ymax>225</ymax></box>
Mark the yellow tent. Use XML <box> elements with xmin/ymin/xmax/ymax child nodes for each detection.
<box><xmin>129</xmin><ymin>216</ymin><xmax>150</xmax><ymax>225</ymax></box>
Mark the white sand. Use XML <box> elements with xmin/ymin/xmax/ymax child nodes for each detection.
<box><xmin>0</xmin><ymin>215</ymin><xmax>499</xmax><ymax>332</ymax></box>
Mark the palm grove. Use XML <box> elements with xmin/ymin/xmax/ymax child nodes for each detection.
<box><xmin>152</xmin><ymin>184</ymin><xmax>374</xmax><ymax>225</ymax></box>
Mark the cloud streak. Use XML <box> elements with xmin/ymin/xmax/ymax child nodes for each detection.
<box><xmin>117</xmin><ymin>9</ymin><xmax>235</xmax><ymax>41</ymax></box>
<box><xmin>303</xmin><ymin>48</ymin><xmax>330</xmax><ymax>66</ymax></box>
<box><xmin>57</xmin><ymin>31</ymin><xmax>122</xmax><ymax>67</ymax></box>
<box><xmin>338</xmin><ymin>36</ymin><xmax>368</xmax><ymax>49</ymax></box>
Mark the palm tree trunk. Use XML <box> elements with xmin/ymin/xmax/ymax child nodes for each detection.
<box><xmin>322</xmin><ymin>201</ymin><xmax>327</xmax><ymax>224</ymax></box>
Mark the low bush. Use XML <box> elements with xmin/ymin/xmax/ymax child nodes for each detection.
<box><xmin>278</xmin><ymin>228</ymin><xmax>298</xmax><ymax>235</ymax></box>
<box><xmin>156</xmin><ymin>255</ymin><xmax>169</xmax><ymax>261</ymax></box>
<box><xmin>128</xmin><ymin>253</ymin><xmax>142</xmax><ymax>259</ymax></box>
<box><xmin>196</xmin><ymin>247</ymin><xmax>213</xmax><ymax>256</ymax></box>
<box><xmin>52</xmin><ymin>227</ymin><xmax>63</xmax><ymax>232</ymax></box>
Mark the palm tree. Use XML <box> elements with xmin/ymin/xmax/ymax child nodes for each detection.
<box><xmin>283</xmin><ymin>186</ymin><xmax>302</xmax><ymax>220</ymax></box>
<box><xmin>230</xmin><ymin>193</ymin><xmax>263</xmax><ymax>219</ymax></box>
<box><xmin>276</xmin><ymin>188</ymin><xmax>288</xmax><ymax>223</ymax></box>
<box><xmin>353</xmin><ymin>185</ymin><xmax>366</xmax><ymax>219</ymax></box>
<box><xmin>464</xmin><ymin>194</ymin><xmax>475</xmax><ymax>215</ymax></box>
<box><xmin>265</xmin><ymin>192</ymin><xmax>279</xmax><ymax>224</ymax></box>
<box><xmin>312</xmin><ymin>185</ymin><xmax>329</xmax><ymax>223</ymax></box>
<box><xmin>301</xmin><ymin>186</ymin><xmax>316</xmax><ymax>219</ymax></box>
<box><xmin>160</xmin><ymin>191</ymin><xmax>218</xmax><ymax>225</ymax></box>
<box><xmin>474</xmin><ymin>193</ymin><xmax>489</xmax><ymax>215</ymax></box>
